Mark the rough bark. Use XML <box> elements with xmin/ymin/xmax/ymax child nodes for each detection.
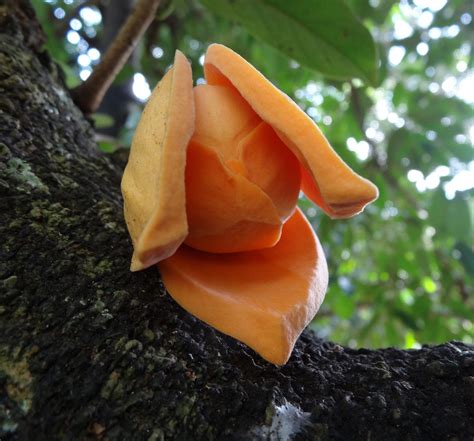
<box><xmin>0</xmin><ymin>2</ymin><xmax>473</xmax><ymax>440</ymax></box>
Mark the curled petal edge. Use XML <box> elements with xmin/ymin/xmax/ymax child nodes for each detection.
<box><xmin>204</xmin><ymin>44</ymin><xmax>378</xmax><ymax>219</ymax></box>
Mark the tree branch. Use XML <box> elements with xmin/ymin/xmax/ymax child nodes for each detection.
<box><xmin>71</xmin><ymin>0</ymin><xmax>161</xmax><ymax>114</ymax></box>
<box><xmin>1</xmin><ymin>4</ymin><xmax>472</xmax><ymax>439</ymax></box>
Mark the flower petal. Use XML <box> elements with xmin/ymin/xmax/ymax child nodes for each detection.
<box><xmin>184</xmin><ymin>140</ymin><xmax>283</xmax><ymax>253</ymax></box>
<box><xmin>121</xmin><ymin>51</ymin><xmax>194</xmax><ymax>271</ymax></box>
<box><xmin>238</xmin><ymin>122</ymin><xmax>301</xmax><ymax>222</ymax></box>
<box><xmin>185</xmin><ymin>84</ymin><xmax>300</xmax><ymax>252</ymax></box>
<box><xmin>204</xmin><ymin>44</ymin><xmax>378</xmax><ymax>219</ymax></box>
<box><xmin>192</xmin><ymin>84</ymin><xmax>261</xmax><ymax>160</ymax></box>
<box><xmin>159</xmin><ymin>208</ymin><xmax>328</xmax><ymax>365</ymax></box>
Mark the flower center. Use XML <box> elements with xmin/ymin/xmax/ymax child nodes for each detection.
<box><xmin>184</xmin><ymin>84</ymin><xmax>301</xmax><ymax>253</ymax></box>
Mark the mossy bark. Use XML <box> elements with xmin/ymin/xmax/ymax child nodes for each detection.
<box><xmin>0</xmin><ymin>2</ymin><xmax>473</xmax><ymax>440</ymax></box>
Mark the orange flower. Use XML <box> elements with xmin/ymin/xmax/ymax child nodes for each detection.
<box><xmin>121</xmin><ymin>44</ymin><xmax>378</xmax><ymax>365</ymax></box>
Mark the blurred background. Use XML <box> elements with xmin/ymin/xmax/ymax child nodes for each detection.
<box><xmin>32</xmin><ymin>0</ymin><xmax>473</xmax><ymax>349</ymax></box>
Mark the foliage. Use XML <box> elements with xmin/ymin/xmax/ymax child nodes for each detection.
<box><xmin>200</xmin><ymin>0</ymin><xmax>378</xmax><ymax>83</ymax></box>
<box><xmin>32</xmin><ymin>0</ymin><xmax>473</xmax><ymax>349</ymax></box>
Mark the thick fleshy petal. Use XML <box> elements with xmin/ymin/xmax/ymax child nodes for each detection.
<box><xmin>192</xmin><ymin>84</ymin><xmax>261</xmax><ymax>159</ymax></box>
<box><xmin>121</xmin><ymin>51</ymin><xmax>194</xmax><ymax>271</ymax></box>
<box><xmin>239</xmin><ymin>122</ymin><xmax>301</xmax><ymax>221</ymax></box>
<box><xmin>185</xmin><ymin>84</ymin><xmax>301</xmax><ymax>253</ymax></box>
<box><xmin>159</xmin><ymin>208</ymin><xmax>328</xmax><ymax>365</ymax></box>
<box><xmin>184</xmin><ymin>141</ymin><xmax>283</xmax><ymax>253</ymax></box>
<box><xmin>204</xmin><ymin>44</ymin><xmax>378</xmax><ymax>219</ymax></box>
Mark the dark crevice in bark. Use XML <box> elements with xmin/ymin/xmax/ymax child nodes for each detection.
<box><xmin>0</xmin><ymin>1</ymin><xmax>473</xmax><ymax>440</ymax></box>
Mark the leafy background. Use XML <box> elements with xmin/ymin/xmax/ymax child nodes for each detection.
<box><xmin>32</xmin><ymin>0</ymin><xmax>473</xmax><ymax>349</ymax></box>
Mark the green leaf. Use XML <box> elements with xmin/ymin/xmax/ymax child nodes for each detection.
<box><xmin>455</xmin><ymin>242</ymin><xmax>474</xmax><ymax>276</ymax></box>
<box><xmin>430</xmin><ymin>191</ymin><xmax>472</xmax><ymax>242</ymax></box>
<box><xmin>404</xmin><ymin>330</ymin><xmax>420</xmax><ymax>349</ymax></box>
<box><xmin>57</xmin><ymin>61</ymin><xmax>81</xmax><ymax>89</ymax></box>
<box><xmin>332</xmin><ymin>293</ymin><xmax>355</xmax><ymax>319</ymax></box>
<box><xmin>98</xmin><ymin>141</ymin><xmax>117</xmax><ymax>154</ymax></box>
<box><xmin>421</xmin><ymin>277</ymin><xmax>437</xmax><ymax>294</ymax></box>
<box><xmin>114</xmin><ymin>65</ymin><xmax>135</xmax><ymax>85</ymax></box>
<box><xmin>31</xmin><ymin>0</ymin><xmax>69</xmax><ymax>63</ymax></box>
<box><xmin>385</xmin><ymin>319</ymin><xmax>400</xmax><ymax>346</ymax></box>
<box><xmin>413</xmin><ymin>295</ymin><xmax>432</xmax><ymax>318</ymax></box>
<box><xmin>91</xmin><ymin>113</ymin><xmax>115</xmax><ymax>129</ymax></box>
<box><xmin>157</xmin><ymin>0</ymin><xmax>176</xmax><ymax>20</ymax></box>
<box><xmin>199</xmin><ymin>0</ymin><xmax>378</xmax><ymax>84</ymax></box>
<box><xmin>395</xmin><ymin>310</ymin><xmax>420</xmax><ymax>331</ymax></box>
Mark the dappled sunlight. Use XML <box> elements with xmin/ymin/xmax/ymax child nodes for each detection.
<box><xmin>79</xmin><ymin>6</ymin><xmax>102</xmax><ymax>26</ymax></box>
<box><xmin>132</xmin><ymin>73</ymin><xmax>151</xmax><ymax>101</ymax></box>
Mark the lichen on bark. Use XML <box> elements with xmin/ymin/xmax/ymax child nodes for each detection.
<box><xmin>0</xmin><ymin>1</ymin><xmax>473</xmax><ymax>440</ymax></box>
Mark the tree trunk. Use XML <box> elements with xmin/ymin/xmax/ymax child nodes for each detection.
<box><xmin>0</xmin><ymin>2</ymin><xmax>472</xmax><ymax>440</ymax></box>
